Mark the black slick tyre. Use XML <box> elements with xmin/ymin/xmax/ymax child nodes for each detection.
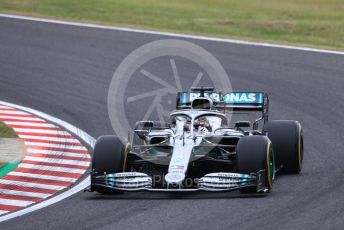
<box><xmin>236</xmin><ymin>136</ymin><xmax>274</xmax><ymax>193</ymax></box>
<box><xmin>263</xmin><ymin>120</ymin><xmax>303</xmax><ymax>174</ymax></box>
<box><xmin>91</xmin><ymin>135</ymin><xmax>130</xmax><ymax>194</ymax></box>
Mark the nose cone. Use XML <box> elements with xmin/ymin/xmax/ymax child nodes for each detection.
<box><xmin>165</xmin><ymin>172</ymin><xmax>185</xmax><ymax>185</ymax></box>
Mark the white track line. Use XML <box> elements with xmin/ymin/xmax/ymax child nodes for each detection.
<box><xmin>0</xmin><ymin>116</ymin><xmax>44</xmax><ymax>121</ymax></box>
<box><xmin>8</xmin><ymin>172</ymin><xmax>77</xmax><ymax>182</ymax></box>
<box><xmin>19</xmin><ymin>135</ymin><xmax>80</xmax><ymax>143</ymax></box>
<box><xmin>26</xmin><ymin>149</ymin><xmax>90</xmax><ymax>158</ymax></box>
<box><xmin>0</xmin><ymin>13</ymin><xmax>343</xmax><ymax>56</ymax></box>
<box><xmin>4</xmin><ymin>122</ymin><xmax>55</xmax><ymax>127</ymax></box>
<box><xmin>24</xmin><ymin>156</ymin><xmax>90</xmax><ymax>167</ymax></box>
<box><xmin>0</xmin><ymin>211</ymin><xmax>9</xmax><ymax>215</ymax></box>
<box><xmin>0</xmin><ymin>189</ymin><xmax>51</xmax><ymax>198</ymax></box>
<box><xmin>13</xmin><ymin>129</ymin><xmax>66</xmax><ymax>134</ymax></box>
<box><xmin>0</xmin><ymin>110</ymin><xmax>31</xmax><ymax>115</ymax></box>
<box><xmin>0</xmin><ymin>199</ymin><xmax>34</xmax><ymax>207</ymax></box>
<box><xmin>25</xmin><ymin>142</ymin><xmax>87</xmax><ymax>150</ymax></box>
<box><xmin>18</xmin><ymin>164</ymin><xmax>86</xmax><ymax>174</ymax></box>
<box><xmin>0</xmin><ymin>180</ymin><xmax>65</xmax><ymax>191</ymax></box>
<box><xmin>0</xmin><ymin>100</ymin><xmax>95</xmax><ymax>222</ymax></box>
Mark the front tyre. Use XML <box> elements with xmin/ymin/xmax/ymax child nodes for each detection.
<box><xmin>236</xmin><ymin>136</ymin><xmax>274</xmax><ymax>193</ymax></box>
<box><xmin>91</xmin><ymin>135</ymin><xmax>130</xmax><ymax>194</ymax></box>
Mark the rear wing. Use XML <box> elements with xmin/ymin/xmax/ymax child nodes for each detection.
<box><xmin>176</xmin><ymin>89</ymin><xmax>269</xmax><ymax>128</ymax></box>
<box><xmin>176</xmin><ymin>92</ymin><xmax>268</xmax><ymax>111</ymax></box>
<box><xmin>222</xmin><ymin>92</ymin><xmax>267</xmax><ymax>111</ymax></box>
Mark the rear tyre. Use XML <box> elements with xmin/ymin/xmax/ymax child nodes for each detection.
<box><xmin>263</xmin><ymin>120</ymin><xmax>303</xmax><ymax>174</ymax></box>
<box><xmin>91</xmin><ymin>135</ymin><xmax>130</xmax><ymax>194</ymax></box>
<box><xmin>236</xmin><ymin>136</ymin><xmax>274</xmax><ymax>193</ymax></box>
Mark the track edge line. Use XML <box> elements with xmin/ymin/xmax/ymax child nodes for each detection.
<box><xmin>0</xmin><ymin>100</ymin><xmax>95</xmax><ymax>223</ymax></box>
<box><xmin>0</xmin><ymin>13</ymin><xmax>343</xmax><ymax>56</ymax></box>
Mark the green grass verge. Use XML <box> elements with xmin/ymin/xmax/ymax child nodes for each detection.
<box><xmin>0</xmin><ymin>0</ymin><xmax>343</xmax><ymax>50</ymax></box>
<box><xmin>0</xmin><ymin>122</ymin><xmax>18</xmax><ymax>172</ymax></box>
<box><xmin>0</xmin><ymin>162</ymin><xmax>20</xmax><ymax>178</ymax></box>
<box><xmin>0</xmin><ymin>122</ymin><xmax>18</xmax><ymax>138</ymax></box>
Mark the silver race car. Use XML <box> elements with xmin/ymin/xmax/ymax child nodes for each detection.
<box><xmin>88</xmin><ymin>87</ymin><xmax>303</xmax><ymax>194</ymax></box>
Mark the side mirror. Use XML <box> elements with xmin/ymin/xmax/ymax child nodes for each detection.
<box><xmin>235</xmin><ymin>121</ymin><xmax>251</xmax><ymax>128</ymax></box>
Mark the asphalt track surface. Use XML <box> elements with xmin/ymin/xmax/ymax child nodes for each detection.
<box><xmin>0</xmin><ymin>17</ymin><xmax>344</xmax><ymax>230</ymax></box>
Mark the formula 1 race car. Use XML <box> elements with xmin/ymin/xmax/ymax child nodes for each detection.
<box><xmin>88</xmin><ymin>87</ymin><xmax>303</xmax><ymax>194</ymax></box>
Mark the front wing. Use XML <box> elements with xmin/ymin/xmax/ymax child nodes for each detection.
<box><xmin>89</xmin><ymin>170</ymin><xmax>268</xmax><ymax>193</ymax></box>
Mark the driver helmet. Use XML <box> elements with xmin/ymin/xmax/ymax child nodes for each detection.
<box><xmin>194</xmin><ymin>117</ymin><xmax>212</xmax><ymax>132</ymax></box>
